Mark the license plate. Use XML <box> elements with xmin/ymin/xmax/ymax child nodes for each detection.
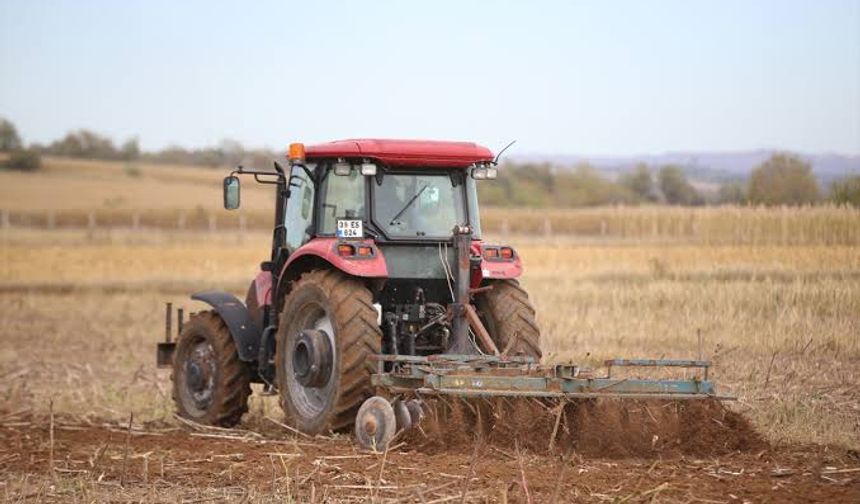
<box><xmin>336</xmin><ymin>219</ymin><xmax>363</xmax><ymax>239</ymax></box>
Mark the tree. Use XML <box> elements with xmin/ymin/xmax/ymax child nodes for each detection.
<box><xmin>1</xmin><ymin>149</ymin><xmax>42</xmax><ymax>172</ymax></box>
<box><xmin>831</xmin><ymin>175</ymin><xmax>860</xmax><ymax>207</ymax></box>
<box><xmin>49</xmin><ymin>129</ymin><xmax>118</xmax><ymax>159</ymax></box>
<box><xmin>121</xmin><ymin>137</ymin><xmax>140</xmax><ymax>160</ymax></box>
<box><xmin>748</xmin><ymin>153</ymin><xmax>819</xmax><ymax>205</ymax></box>
<box><xmin>0</xmin><ymin>118</ymin><xmax>22</xmax><ymax>151</ymax></box>
<box><xmin>619</xmin><ymin>163</ymin><xmax>656</xmax><ymax>202</ymax></box>
<box><xmin>718</xmin><ymin>181</ymin><xmax>747</xmax><ymax>204</ymax></box>
<box><xmin>218</xmin><ymin>138</ymin><xmax>245</xmax><ymax>167</ymax></box>
<box><xmin>554</xmin><ymin>163</ymin><xmax>637</xmax><ymax>206</ymax></box>
<box><xmin>658</xmin><ymin>165</ymin><xmax>702</xmax><ymax>205</ymax></box>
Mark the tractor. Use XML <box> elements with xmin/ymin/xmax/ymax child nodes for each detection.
<box><xmin>157</xmin><ymin>139</ymin><xmax>540</xmax><ymax>436</ymax></box>
<box><xmin>157</xmin><ymin>139</ymin><xmax>728</xmax><ymax>450</ymax></box>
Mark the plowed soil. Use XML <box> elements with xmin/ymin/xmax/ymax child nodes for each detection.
<box><xmin>406</xmin><ymin>398</ymin><xmax>767</xmax><ymax>458</ymax></box>
<box><xmin>1</xmin><ymin>412</ymin><xmax>858</xmax><ymax>503</ymax></box>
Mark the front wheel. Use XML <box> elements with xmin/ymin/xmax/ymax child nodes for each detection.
<box><xmin>276</xmin><ymin>270</ymin><xmax>382</xmax><ymax>434</ymax></box>
<box><xmin>171</xmin><ymin>311</ymin><xmax>251</xmax><ymax>427</ymax></box>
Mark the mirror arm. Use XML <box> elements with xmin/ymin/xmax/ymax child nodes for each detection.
<box><xmin>253</xmin><ymin>173</ymin><xmax>279</xmax><ymax>185</ymax></box>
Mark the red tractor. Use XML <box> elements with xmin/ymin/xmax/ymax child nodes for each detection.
<box><xmin>157</xmin><ymin>139</ymin><xmax>541</xmax><ymax>436</ymax></box>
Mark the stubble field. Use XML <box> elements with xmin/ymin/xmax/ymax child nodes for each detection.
<box><xmin>0</xmin><ymin>158</ymin><xmax>858</xmax><ymax>502</ymax></box>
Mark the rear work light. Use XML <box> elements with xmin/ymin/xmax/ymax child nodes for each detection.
<box><xmin>360</xmin><ymin>161</ymin><xmax>377</xmax><ymax>176</ymax></box>
<box><xmin>471</xmin><ymin>164</ymin><xmax>498</xmax><ymax>180</ymax></box>
<box><xmin>482</xmin><ymin>246</ymin><xmax>515</xmax><ymax>261</ymax></box>
<box><xmin>483</xmin><ymin>248</ymin><xmax>499</xmax><ymax>259</ymax></box>
<box><xmin>336</xmin><ymin>243</ymin><xmax>375</xmax><ymax>258</ymax></box>
<box><xmin>337</xmin><ymin>244</ymin><xmax>355</xmax><ymax>257</ymax></box>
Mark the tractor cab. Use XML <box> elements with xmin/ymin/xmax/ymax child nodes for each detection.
<box><xmin>223</xmin><ymin>140</ymin><xmax>520</xmax><ymax>355</ymax></box>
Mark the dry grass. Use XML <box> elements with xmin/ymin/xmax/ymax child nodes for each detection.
<box><xmin>0</xmin><ymin>228</ymin><xmax>857</xmax><ymax>451</ymax></box>
<box><xmin>0</xmin><ymin>156</ymin><xmax>274</xmax><ymax>212</ymax></box>
<box><xmin>483</xmin><ymin>205</ymin><xmax>860</xmax><ymax>245</ymax></box>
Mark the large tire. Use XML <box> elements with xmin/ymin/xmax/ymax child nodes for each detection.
<box><xmin>171</xmin><ymin>311</ymin><xmax>251</xmax><ymax>427</ymax></box>
<box><xmin>276</xmin><ymin>270</ymin><xmax>382</xmax><ymax>434</ymax></box>
<box><xmin>475</xmin><ymin>279</ymin><xmax>542</xmax><ymax>359</ymax></box>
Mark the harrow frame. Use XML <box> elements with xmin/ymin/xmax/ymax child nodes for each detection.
<box><xmin>370</xmin><ymin>354</ymin><xmax>733</xmax><ymax>401</ymax></box>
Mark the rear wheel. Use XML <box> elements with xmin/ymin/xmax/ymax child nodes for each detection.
<box><xmin>171</xmin><ymin>311</ymin><xmax>251</xmax><ymax>427</ymax></box>
<box><xmin>476</xmin><ymin>279</ymin><xmax>542</xmax><ymax>359</ymax></box>
<box><xmin>276</xmin><ymin>270</ymin><xmax>382</xmax><ymax>434</ymax></box>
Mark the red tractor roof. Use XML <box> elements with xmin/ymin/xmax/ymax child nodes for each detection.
<box><xmin>303</xmin><ymin>139</ymin><xmax>494</xmax><ymax>168</ymax></box>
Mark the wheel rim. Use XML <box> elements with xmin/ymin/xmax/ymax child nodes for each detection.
<box><xmin>284</xmin><ymin>300</ymin><xmax>337</xmax><ymax>420</ymax></box>
<box><xmin>180</xmin><ymin>337</ymin><xmax>217</xmax><ymax>416</ymax></box>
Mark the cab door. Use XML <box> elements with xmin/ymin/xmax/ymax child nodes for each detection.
<box><xmin>284</xmin><ymin>164</ymin><xmax>316</xmax><ymax>251</ymax></box>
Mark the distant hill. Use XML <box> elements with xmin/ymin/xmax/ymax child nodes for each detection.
<box><xmin>510</xmin><ymin>150</ymin><xmax>860</xmax><ymax>186</ymax></box>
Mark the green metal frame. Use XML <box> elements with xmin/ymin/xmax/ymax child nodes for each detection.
<box><xmin>371</xmin><ymin>354</ymin><xmax>733</xmax><ymax>400</ymax></box>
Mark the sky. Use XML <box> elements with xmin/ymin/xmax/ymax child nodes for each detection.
<box><xmin>1</xmin><ymin>0</ymin><xmax>859</xmax><ymax>156</ymax></box>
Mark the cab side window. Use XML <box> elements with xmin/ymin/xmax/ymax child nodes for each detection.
<box><xmin>285</xmin><ymin>164</ymin><xmax>315</xmax><ymax>250</ymax></box>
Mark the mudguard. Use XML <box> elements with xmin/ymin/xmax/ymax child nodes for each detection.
<box><xmin>282</xmin><ymin>238</ymin><xmax>389</xmax><ymax>279</ymax></box>
<box><xmin>191</xmin><ymin>291</ymin><xmax>261</xmax><ymax>362</ymax></box>
<box><xmin>470</xmin><ymin>241</ymin><xmax>523</xmax><ymax>287</ymax></box>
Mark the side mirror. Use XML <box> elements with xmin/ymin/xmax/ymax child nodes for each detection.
<box><xmin>223</xmin><ymin>175</ymin><xmax>240</xmax><ymax>210</ymax></box>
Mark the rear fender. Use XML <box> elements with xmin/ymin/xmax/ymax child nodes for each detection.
<box><xmin>191</xmin><ymin>291</ymin><xmax>261</xmax><ymax>362</ymax></box>
<box><xmin>470</xmin><ymin>241</ymin><xmax>523</xmax><ymax>287</ymax></box>
<box><xmin>276</xmin><ymin>237</ymin><xmax>388</xmax><ymax>302</ymax></box>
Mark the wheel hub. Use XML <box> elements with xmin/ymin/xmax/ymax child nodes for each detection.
<box><xmin>292</xmin><ymin>329</ymin><xmax>334</xmax><ymax>388</ymax></box>
<box><xmin>187</xmin><ymin>362</ymin><xmax>205</xmax><ymax>391</ymax></box>
<box><xmin>183</xmin><ymin>341</ymin><xmax>216</xmax><ymax>410</ymax></box>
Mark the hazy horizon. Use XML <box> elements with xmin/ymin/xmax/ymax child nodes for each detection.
<box><xmin>2</xmin><ymin>0</ymin><xmax>859</xmax><ymax>156</ymax></box>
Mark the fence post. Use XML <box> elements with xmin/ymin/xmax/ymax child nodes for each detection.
<box><xmin>1</xmin><ymin>210</ymin><xmax>9</xmax><ymax>230</ymax></box>
<box><xmin>132</xmin><ymin>212</ymin><xmax>140</xmax><ymax>231</ymax></box>
<box><xmin>542</xmin><ymin>218</ymin><xmax>552</xmax><ymax>237</ymax></box>
<box><xmin>600</xmin><ymin>219</ymin><xmax>607</xmax><ymax>237</ymax></box>
<box><xmin>500</xmin><ymin>218</ymin><xmax>509</xmax><ymax>237</ymax></box>
<box><xmin>88</xmin><ymin>211</ymin><xmax>96</xmax><ymax>231</ymax></box>
<box><xmin>239</xmin><ymin>215</ymin><xmax>247</xmax><ymax>233</ymax></box>
<box><xmin>47</xmin><ymin>210</ymin><xmax>55</xmax><ymax>230</ymax></box>
<box><xmin>177</xmin><ymin>211</ymin><xmax>186</xmax><ymax>230</ymax></box>
<box><xmin>208</xmin><ymin>214</ymin><xmax>217</xmax><ymax>233</ymax></box>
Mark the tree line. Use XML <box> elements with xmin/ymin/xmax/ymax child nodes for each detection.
<box><xmin>0</xmin><ymin>118</ymin><xmax>276</xmax><ymax>170</ymax></box>
<box><xmin>477</xmin><ymin>153</ymin><xmax>857</xmax><ymax>207</ymax></box>
<box><xmin>1</xmin><ymin>117</ymin><xmax>858</xmax><ymax>207</ymax></box>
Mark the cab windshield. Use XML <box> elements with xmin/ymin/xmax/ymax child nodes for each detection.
<box><xmin>374</xmin><ymin>172</ymin><xmax>466</xmax><ymax>238</ymax></box>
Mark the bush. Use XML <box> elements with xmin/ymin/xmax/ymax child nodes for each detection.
<box><xmin>124</xmin><ymin>163</ymin><xmax>142</xmax><ymax>178</ymax></box>
<box><xmin>1</xmin><ymin>149</ymin><xmax>42</xmax><ymax>172</ymax></box>
<box><xmin>718</xmin><ymin>181</ymin><xmax>747</xmax><ymax>204</ymax></box>
<box><xmin>748</xmin><ymin>153</ymin><xmax>819</xmax><ymax>205</ymax></box>
<box><xmin>831</xmin><ymin>175</ymin><xmax>860</xmax><ymax>207</ymax></box>
<box><xmin>658</xmin><ymin>165</ymin><xmax>703</xmax><ymax>205</ymax></box>
<box><xmin>0</xmin><ymin>118</ymin><xmax>22</xmax><ymax>151</ymax></box>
